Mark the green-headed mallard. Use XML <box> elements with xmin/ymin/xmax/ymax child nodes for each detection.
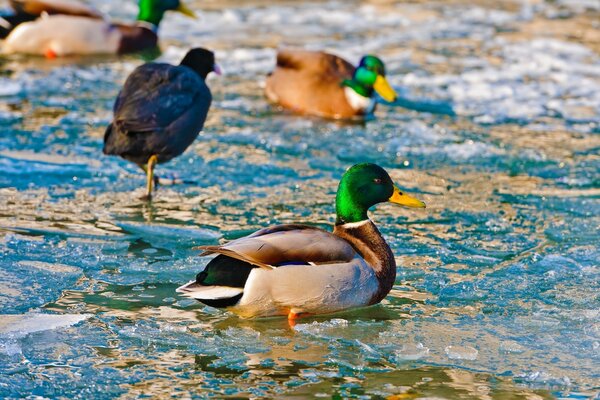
<box><xmin>177</xmin><ymin>163</ymin><xmax>425</xmax><ymax>321</ymax></box>
<box><xmin>103</xmin><ymin>48</ymin><xmax>220</xmax><ymax>199</ymax></box>
<box><xmin>265</xmin><ymin>49</ymin><xmax>398</xmax><ymax>119</ymax></box>
<box><xmin>2</xmin><ymin>0</ymin><xmax>196</xmax><ymax>57</ymax></box>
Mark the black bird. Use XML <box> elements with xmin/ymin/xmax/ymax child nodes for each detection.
<box><xmin>103</xmin><ymin>48</ymin><xmax>220</xmax><ymax>199</ymax></box>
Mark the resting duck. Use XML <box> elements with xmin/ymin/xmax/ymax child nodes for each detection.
<box><xmin>103</xmin><ymin>48</ymin><xmax>220</xmax><ymax>199</ymax></box>
<box><xmin>177</xmin><ymin>163</ymin><xmax>426</xmax><ymax>322</ymax></box>
<box><xmin>0</xmin><ymin>0</ymin><xmax>103</xmax><ymax>39</ymax></box>
<box><xmin>265</xmin><ymin>49</ymin><xmax>398</xmax><ymax>119</ymax></box>
<box><xmin>2</xmin><ymin>0</ymin><xmax>196</xmax><ymax>57</ymax></box>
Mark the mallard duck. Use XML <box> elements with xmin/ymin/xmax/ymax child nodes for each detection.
<box><xmin>2</xmin><ymin>0</ymin><xmax>196</xmax><ymax>57</ymax></box>
<box><xmin>177</xmin><ymin>163</ymin><xmax>425</xmax><ymax>321</ymax></box>
<box><xmin>103</xmin><ymin>47</ymin><xmax>220</xmax><ymax>199</ymax></box>
<box><xmin>265</xmin><ymin>49</ymin><xmax>398</xmax><ymax>119</ymax></box>
<box><xmin>0</xmin><ymin>0</ymin><xmax>103</xmax><ymax>39</ymax></box>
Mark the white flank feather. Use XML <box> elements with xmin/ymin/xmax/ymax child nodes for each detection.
<box><xmin>3</xmin><ymin>15</ymin><xmax>121</xmax><ymax>56</ymax></box>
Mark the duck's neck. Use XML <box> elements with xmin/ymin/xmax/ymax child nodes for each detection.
<box><xmin>137</xmin><ymin>0</ymin><xmax>165</xmax><ymax>28</ymax></box>
<box><xmin>343</xmin><ymin>87</ymin><xmax>376</xmax><ymax>113</ymax></box>
<box><xmin>342</xmin><ymin>79</ymin><xmax>374</xmax><ymax>112</ymax></box>
<box><xmin>342</xmin><ymin>78</ymin><xmax>373</xmax><ymax>98</ymax></box>
<box><xmin>333</xmin><ymin>219</ymin><xmax>396</xmax><ymax>304</ymax></box>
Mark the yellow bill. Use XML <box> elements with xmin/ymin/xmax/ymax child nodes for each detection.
<box><xmin>373</xmin><ymin>75</ymin><xmax>397</xmax><ymax>102</ymax></box>
<box><xmin>389</xmin><ymin>186</ymin><xmax>426</xmax><ymax>208</ymax></box>
<box><xmin>176</xmin><ymin>2</ymin><xmax>197</xmax><ymax>18</ymax></box>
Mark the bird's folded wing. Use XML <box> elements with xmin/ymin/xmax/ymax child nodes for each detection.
<box><xmin>10</xmin><ymin>0</ymin><xmax>104</xmax><ymax>19</ymax></box>
<box><xmin>198</xmin><ymin>225</ymin><xmax>357</xmax><ymax>269</ymax></box>
<box><xmin>113</xmin><ymin>65</ymin><xmax>205</xmax><ymax>134</ymax></box>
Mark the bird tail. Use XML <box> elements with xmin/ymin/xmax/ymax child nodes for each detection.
<box><xmin>176</xmin><ymin>281</ymin><xmax>244</xmax><ymax>308</ymax></box>
<box><xmin>102</xmin><ymin>123</ymin><xmax>114</xmax><ymax>155</ymax></box>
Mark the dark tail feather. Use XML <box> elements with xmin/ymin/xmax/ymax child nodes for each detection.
<box><xmin>102</xmin><ymin>123</ymin><xmax>113</xmax><ymax>155</ymax></box>
<box><xmin>176</xmin><ymin>254</ymin><xmax>257</xmax><ymax>308</ymax></box>
<box><xmin>276</xmin><ymin>52</ymin><xmax>301</xmax><ymax>70</ymax></box>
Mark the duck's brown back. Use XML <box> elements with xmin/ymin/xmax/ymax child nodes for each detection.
<box><xmin>10</xmin><ymin>0</ymin><xmax>103</xmax><ymax>18</ymax></box>
<box><xmin>265</xmin><ymin>49</ymin><xmax>362</xmax><ymax>119</ymax></box>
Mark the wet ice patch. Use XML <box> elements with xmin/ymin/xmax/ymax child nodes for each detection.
<box><xmin>17</xmin><ymin>261</ymin><xmax>81</xmax><ymax>274</ymax></box>
<box><xmin>392</xmin><ymin>343</ymin><xmax>430</xmax><ymax>361</ymax></box>
<box><xmin>0</xmin><ymin>245</ymin><xmax>85</xmax><ymax>313</ymax></box>
<box><xmin>403</xmin><ymin>38</ymin><xmax>600</xmax><ymax>125</ymax></box>
<box><xmin>116</xmin><ymin>222</ymin><xmax>222</xmax><ymax>243</ymax></box>
<box><xmin>294</xmin><ymin>319</ymin><xmax>349</xmax><ymax>335</ymax></box>
<box><xmin>223</xmin><ymin>48</ymin><xmax>276</xmax><ymax>76</ymax></box>
<box><xmin>445</xmin><ymin>345</ymin><xmax>479</xmax><ymax>360</ymax></box>
<box><xmin>499</xmin><ymin>340</ymin><xmax>526</xmax><ymax>354</ymax></box>
<box><xmin>0</xmin><ymin>313</ymin><xmax>91</xmax><ymax>339</ymax></box>
<box><xmin>0</xmin><ymin>79</ymin><xmax>21</xmax><ymax>96</ymax></box>
<box><xmin>516</xmin><ymin>371</ymin><xmax>573</xmax><ymax>387</ymax></box>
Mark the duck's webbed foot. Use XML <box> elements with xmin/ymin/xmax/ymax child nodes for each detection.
<box><xmin>288</xmin><ymin>310</ymin><xmax>311</xmax><ymax>328</ymax></box>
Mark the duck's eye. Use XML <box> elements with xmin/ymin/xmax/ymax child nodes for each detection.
<box><xmin>373</xmin><ymin>178</ymin><xmax>382</xmax><ymax>184</ymax></box>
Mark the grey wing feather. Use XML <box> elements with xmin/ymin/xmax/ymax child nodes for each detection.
<box><xmin>197</xmin><ymin>225</ymin><xmax>357</xmax><ymax>269</ymax></box>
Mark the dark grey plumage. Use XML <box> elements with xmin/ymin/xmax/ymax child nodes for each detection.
<box><xmin>103</xmin><ymin>48</ymin><xmax>217</xmax><ymax>197</ymax></box>
<box><xmin>104</xmin><ymin>48</ymin><xmax>214</xmax><ymax>165</ymax></box>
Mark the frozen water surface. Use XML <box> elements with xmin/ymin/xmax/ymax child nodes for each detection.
<box><xmin>0</xmin><ymin>0</ymin><xmax>599</xmax><ymax>398</ymax></box>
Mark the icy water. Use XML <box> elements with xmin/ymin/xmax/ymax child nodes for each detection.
<box><xmin>1</xmin><ymin>0</ymin><xmax>599</xmax><ymax>398</ymax></box>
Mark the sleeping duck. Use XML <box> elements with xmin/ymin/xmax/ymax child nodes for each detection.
<box><xmin>177</xmin><ymin>163</ymin><xmax>426</xmax><ymax>322</ymax></box>
<box><xmin>0</xmin><ymin>0</ymin><xmax>103</xmax><ymax>39</ymax></box>
<box><xmin>265</xmin><ymin>49</ymin><xmax>398</xmax><ymax>119</ymax></box>
<box><xmin>2</xmin><ymin>0</ymin><xmax>196</xmax><ymax>57</ymax></box>
<box><xmin>103</xmin><ymin>48</ymin><xmax>220</xmax><ymax>199</ymax></box>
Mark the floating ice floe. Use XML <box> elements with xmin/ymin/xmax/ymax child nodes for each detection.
<box><xmin>0</xmin><ymin>79</ymin><xmax>22</xmax><ymax>97</ymax></box>
<box><xmin>403</xmin><ymin>38</ymin><xmax>600</xmax><ymax>125</ymax></box>
<box><xmin>0</xmin><ymin>313</ymin><xmax>91</xmax><ymax>339</ymax></box>
<box><xmin>445</xmin><ymin>345</ymin><xmax>479</xmax><ymax>360</ymax></box>
<box><xmin>393</xmin><ymin>343</ymin><xmax>430</xmax><ymax>361</ymax></box>
<box><xmin>116</xmin><ymin>222</ymin><xmax>222</xmax><ymax>242</ymax></box>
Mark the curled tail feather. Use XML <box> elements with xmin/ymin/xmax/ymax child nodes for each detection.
<box><xmin>102</xmin><ymin>123</ymin><xmax>114</xmax><ymax>155</ymax></box>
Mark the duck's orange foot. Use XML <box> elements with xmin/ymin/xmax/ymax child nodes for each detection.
<box><xmin>287</xmin><ymin>310</ymin><xmax>311</xmax><ymax>328</ymax></box>
<box><xmin>44</xmin><ymin>48</ymin><xmax>57</xmax><ymax>59</ymax></box>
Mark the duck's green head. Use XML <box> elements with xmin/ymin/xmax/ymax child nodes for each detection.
<box><xmin>137</xmin><ymin>0</ymin><xmax>196</xmax><ymax>26</ymax></box>
<box><xmin>343</xmin><ymin>55</ymin><xmax>397</xmax><ymax>102</ymax></box>
<box><xmin>335</xmin><ymin>163</ymin><xmax>425</xmax><ymax>225</ymax></box>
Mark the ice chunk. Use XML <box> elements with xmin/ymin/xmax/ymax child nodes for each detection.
<box><xmin>499</xmin><ymin>341</ymin><xmax>526</xmax><ymax>354</ymax></box>
<box><xmin>294</xmin><ymin>319</ymin><xmax>349</xmax><ymax>334</ymax></box>
<box><xmin>393</xmin><ymin>343</ymin><xmax>430</xmax><ymax>361</ymax></box>
<box><xmin>116</xmin><ymin>222</ymin><xmax>222</xmax><ymax>242</ymax></box>
<box><xmin>0</xmin><ymin>341</ymin><xmax>22</xmax><ymax>356</ymax></box>
<box><xmin>445</xmin><ymin>345</ymin><xmax>479</xmax><ymax>360</ymax></box>
<box><xmin>0</xmin><ymin>314</ymin><xmax>91</xmax><ymax>339</ymax></box>
<box><xmin>0</xmin><ymin>80</ymin><xmax>22</xmax><ymax>96</ymax></box>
